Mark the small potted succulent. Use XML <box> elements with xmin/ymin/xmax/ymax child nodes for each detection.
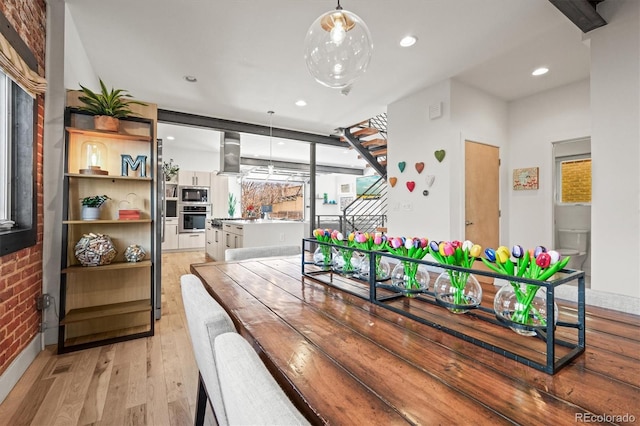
<box><xmin>81</xmin><ymin>195</ymin><xmax>110</xmax><ymax>220</ymax></box>
<box><xmin>77</xmin><ymin>78</ymin><xmax>147</xmax><ymax>132</ymax></box>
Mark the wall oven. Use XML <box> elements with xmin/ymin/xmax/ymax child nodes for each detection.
<box><xmin>179</xmin><ymin>204</ymin><xmax>211</xmax><ymax>233</ymax></box>
<box><xmin>179</xmin><ymin>186</ymin><xmax>209</xmax><ymax>204</ymax></box>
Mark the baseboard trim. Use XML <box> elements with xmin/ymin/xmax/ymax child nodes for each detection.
<box><xmin>0</xmin><ymin>335</ymin><xmax>42</xmax><ymax>404</ymax></box>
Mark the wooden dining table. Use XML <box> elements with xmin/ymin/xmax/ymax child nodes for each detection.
<box><xmin>191</xmin><ymin>255</ymin><xmax>640</xmax><ymax>425</ymax></box>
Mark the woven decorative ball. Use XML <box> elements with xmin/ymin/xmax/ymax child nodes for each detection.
<box><xmin>124</xmin><ymin>244</ymin><xmax>146</xmax><ymax>262</ymax></box>
<box><xmin>74</xmin><ymin>233</ymin><xmax>117</xmax><ymax>266</ymax></box>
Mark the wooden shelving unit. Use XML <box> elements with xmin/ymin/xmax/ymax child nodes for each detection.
<box><xmin>58</xmin><ymin>108</ymin><xmax>156</xmax><ymax>353</ymax></box>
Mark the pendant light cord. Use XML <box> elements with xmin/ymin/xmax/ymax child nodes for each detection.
<box><xmin>268</xmin><ymin>110</ymin><xmax>274</xmax><ymax>170</ymax></box>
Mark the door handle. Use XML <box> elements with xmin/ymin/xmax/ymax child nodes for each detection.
<box><xmin>465</xmin><ymin>221</ymin><xmax>474</xmax><ymax>226</ymax></box>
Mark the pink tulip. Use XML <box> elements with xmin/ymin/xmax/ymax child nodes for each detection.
<box><xmin>442</xmin><ymin>242</ymin><xmax>454</xmax><ymax>256</ymax></box>
<box><xmin>536</xmin><ymin>252</ymin><xmax>551</xmax><ymax>268</ymax></box>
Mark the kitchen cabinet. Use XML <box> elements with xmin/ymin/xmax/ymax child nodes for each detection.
<box><xmin>206</xmin><ymin>223</ymin><xmax>226</xmax><ymax>260</ymax></box>
<box><xmin>205</xmin><ymin>223</ymin><xmax>215</xmax><ymax>259</ymax></box>
<box><xmin>211</xmin><ymin>174</ymin><xmax>229</xmax><ymax>218</ymax></box>
<box><xmin>162</xmin><ymin>218</ymin><xmax>179</xmax><ymax>250</ymax></box>
<box><xmin>179</xmin><ymin>233</ymin><xmax>206</xmax><ymax>250</ymax></box>
<box><xmin>178</xmin><ymin>170</ymin><xmax>210</xmax><ymax>187</ymax></box>
<box><xmin>224</xmin><ymin>223</ymin><xmax>244</xmax><ymax>250</ymax></box>
<box><xmin>59</xmin><ymin>108</ymin><xmax>155</xmax><ymax>353</ymax></box>
<box><xmin>222</xmin><ymin>220</ymin><xmax>304</xmax><ymax>249</ymax></box>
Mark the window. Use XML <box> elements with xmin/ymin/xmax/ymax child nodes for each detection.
<box><xmin>556</xmin><ymin>155</ymin><xmax>592</xmax><ymax>204</ymax></box>
<box><xmin>0</xmin><ymin>68</ymin><xmax>37</xmax><ymax>255</ymax></box>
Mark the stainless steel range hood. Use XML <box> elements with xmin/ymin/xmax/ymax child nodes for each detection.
<box><xmin>219</xmin><ymin>131</ymin><xmax>241</xmax><ymax>174</ymax></box>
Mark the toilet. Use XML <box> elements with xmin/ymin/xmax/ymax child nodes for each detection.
<box><xmin>556</xmin><ymin>229</ymin><xmax>589</xmax><ymax>271</ymax></box>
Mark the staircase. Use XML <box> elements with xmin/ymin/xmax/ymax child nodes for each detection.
<box><xmin>340</xmin><ymin>113</ymin><xmax>388</xmax><ymax>177</ymax></box>
<box><xmin>342</xmin><ymin>175</ymin><xmax>387</xmax><ymax>235</ymax></box>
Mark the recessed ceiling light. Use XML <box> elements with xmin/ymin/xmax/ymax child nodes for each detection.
<box><xmin>166</xmin><ymin>136</ymin><xmax>175</xmax><ymax>140</ymax></box>
<box><xmin>278</xmin><ymin>141</ymin><xmax>285</xmax><ymax>145</ymax></box>
<box><xmin>532</xmin><ymin>67</ymin><xmax>549</xmax><ymax>76</ymax></box>
<box><xmin>400</xmin><ymin>36</ymin><xmax>417</xmax><ymax>47</ymax></box>
<box><xmin>295</xmin><ymin>100</ymin><xmax>307</xmax><ymax>107</ymax></box>
<box><xmin>184</xmin><ymin>75</ymin><xmax>198</xmax><ymax>83</ymax></box>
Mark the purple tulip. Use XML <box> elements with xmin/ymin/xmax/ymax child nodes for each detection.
<box><xmin>533</xmin><ymin>246</ymin><xmax>547</xmax><ymax>258</ymax></box>
<box><xmin>512</xmin><ymin>245</ymin><xmax>524</xmax><ymax>259</ymax></box>
<box><xmin>429</xmin><ymin>240</ymin><xmax>440</xmax><ymax>252</ymax></box>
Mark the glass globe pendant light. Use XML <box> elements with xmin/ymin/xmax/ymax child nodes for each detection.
<box><xmin>303</xmin><ymin>0</ymin><xmax>373</xmax><ymax>89</ymax></box>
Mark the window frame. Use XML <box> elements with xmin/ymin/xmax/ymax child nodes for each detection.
<box><xmin>555</xmin><ymin>153</ymin><xmax>592</xmax><ymax>206</ymax></box>
<box><xmin>0</xmin><ymin>13</ymin><xmax>38</xmax><ymax>256</ymax></box>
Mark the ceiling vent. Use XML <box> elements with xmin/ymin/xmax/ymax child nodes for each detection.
<box><xmin>219</xmin><ymin>132</ymin><xmax>241</xmax><ymax>174</ymax></box>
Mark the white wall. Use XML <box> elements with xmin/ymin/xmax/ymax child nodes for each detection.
<box><xmin>63</xmin><ymin>5</ymin><xmax>96</xmax><ymax>91</ymax></box>
<box><xmin>387</xmin><ymin>79</ymin><xmax>508</xmax><ymax>242</ymax></box>
<box><xmin>387</xmin><ymin>80</ymin><xmax>455</xmax><ymax>240</ymax></box>
<box><xmin>590</xmin><ymin>0</ymin><xmax>640</xmax><ymax>298</ymax></box>
<box><xmin>163</xmin><ymin>146</ymin><xmax>219</xmax><ymax>173</ymax></box>
<box><xmin>450</xmin><ymin>80</ymin><xmax>509</xmax><ymax>241</ymax></box>
<box><xmin>507</xmin><ymin>79</ymin><xmax>590</xmax><ymax>250</ymax></box>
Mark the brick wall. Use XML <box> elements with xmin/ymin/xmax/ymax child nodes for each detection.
<box><xmin>561</xmin><ymin>159</ymin><xmax>592</xmax><ymax>203</ymax></box>
<box><xmin>0</xmin><ymin>0</ymin><xmax>46</xmax><ymax>376</ymax></box>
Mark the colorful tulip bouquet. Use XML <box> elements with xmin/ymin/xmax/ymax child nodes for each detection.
<box><xmin>331</xmin><ymin>230</ymin><xmax>358</xmax><ymax>275</ymax></box>
<box><xmin>312</xmin><ymin>228</ymin><xmax>335</xmax><ymax>268</ymax></box>
<box><xmin>352</xmin><ymin>231</ymin><xmax>390</xmax><ymax>280</ymax></box>
<box><xmin>386</xmin><ymin>236</ymin><xmax>430</xmax><ymax>295</ymax></box>
<box><xmin>482</xmin><ymin>245</ymin><xmax>570</xmax><ymax>335</ymax></box>
<box><xmin>428</xmin><ymin>240</ymin><xmax>483</xmax><ymax>313</ymax></box>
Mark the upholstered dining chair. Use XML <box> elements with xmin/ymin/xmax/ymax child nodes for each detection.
<box><xmin>214</xmin><ymin>332</ymin><xmax>310</xmax><ymax>425</ymax></box>
<box><xmin>180</xmin><ymin>274</ymin><xmax>237</xmax><ymax>426</ymax></box>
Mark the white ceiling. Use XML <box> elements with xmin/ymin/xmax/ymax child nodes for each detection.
<box><xmin>65</xmin><ymin>0</ymin><xmax>591</xmax><ymax>169</ymax></box>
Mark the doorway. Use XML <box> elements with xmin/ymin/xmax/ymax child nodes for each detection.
<box><xmin>464</xmin><ymin>140</ymin><xmax>500</xmax><ymax>251</ymax></box>
<box><xmin>552</xmin><ymin>137</ymin><xmax>591</xmax><ymax>284</ymax></box>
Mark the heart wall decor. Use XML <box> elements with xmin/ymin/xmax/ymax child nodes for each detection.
<box><xmin>406</xmin><ymin>181</ymin><xmax>416</xmax><ymax>192</ymax></box>
<box><xmin>434</xmin><ymin>150</ymin><xmax>446</xmax><ymax>163</ymax></box>
<box><xmin>415</xmin><ymin>162</ymin><xmax>425</xmax><ymax>174</ymax></box>
<box><xmin>398</xmin><ymin>161</ymin><xmax>406</xmax><ymax>173</ymax></box>
<box><xmin>425</xmin><ymin>175</ymin><xmax>435</xmax><ymax>188</ymax></box>
<box><xmin>389</xmin><ymin>177</ymin><xmax>398</xmax><ymax>187</ymax></box>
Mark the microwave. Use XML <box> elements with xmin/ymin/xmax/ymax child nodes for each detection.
<box><xmin>179</xmin><ymin>186</ymin><xmax>209</xmax><ymax>204</ymax></box>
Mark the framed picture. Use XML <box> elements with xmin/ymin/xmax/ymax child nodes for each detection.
<box><xmin>340</xmin><ymin>183</ymin><xmax>352</xmax><ymax>194</ymax></box>
<box><xmin>513</xmin><ymin>167</ymin><xmax>539</xmax><ymax>190</ymax></box>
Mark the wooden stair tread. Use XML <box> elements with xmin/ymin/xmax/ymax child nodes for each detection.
<box><xmin>371</xmin><ymin>148</ymin><xmax>387</xmax><ymax>156</ymax></box>
<box><xmin>360</xmin><ymin>138</ymin><xmax>387</xmax><ymax>148</ymax></box>
<box><xmin>352</xmin><ymin>127</ymin><xmax>379</xmax><ymax>137</ymax></box>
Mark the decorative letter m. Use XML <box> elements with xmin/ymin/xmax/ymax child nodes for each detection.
<box><xmin>121</xmin><ymin>154</ymin><xmax>147</xmax><ymax>177</ymax></box>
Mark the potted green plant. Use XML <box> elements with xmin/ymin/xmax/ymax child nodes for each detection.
<box><xmin>228</xmin><ymin>193</ymin><xmax>237</xmax><ymax>218</ymax></box>
<box><xmin>81</xmin><ymin>195</ymin><xmax>110</xmax><ymax>220</ymax></box>
<box><xmin>162</xmin><ymin>159</ymin><xmax>180</xmax><ymax>182</ymax></box>
<box><xmin>77</xmin><ymin>78</ymin><xmax>147</xmax><ymax>132</ymax></box>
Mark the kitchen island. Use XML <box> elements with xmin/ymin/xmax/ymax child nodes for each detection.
<box><xmin>206</xmin><ymin>219</ymin><xmax>305</xmax><ymax>261</ymax></box>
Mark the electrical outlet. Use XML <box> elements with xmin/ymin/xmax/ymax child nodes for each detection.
<box><xmin>36</xmin><ymin>294</ymin><xmax>52</xmax><ymax>310</ymax></box>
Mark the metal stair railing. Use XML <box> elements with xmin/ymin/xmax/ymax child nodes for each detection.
<box><xmin>341</xmin><ymin>176</ymin><xmax>387</xmax><ymax>234</ymax></box>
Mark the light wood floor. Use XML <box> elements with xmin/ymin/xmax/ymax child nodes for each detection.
<box><xmin>0</xmin><ymin>251</ymin><xmax>211</xmax><ymax>426</ymax></box>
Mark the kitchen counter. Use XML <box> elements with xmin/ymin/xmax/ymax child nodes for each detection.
<box><xmin>207</xmin><ymin>219</ymin><xmax>305</xmax><ymax>260</ymax></box>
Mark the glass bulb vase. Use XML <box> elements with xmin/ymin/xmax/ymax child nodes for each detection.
<box><xmin>391</xmin><ymin>261</ymin><xmax>430</xmax><ymax>297</ymax></box>
<box><xmin>434</xmin><ymin>271</ymin><xmax>482</xmax><ymax>314</ymax></box>
<box><xmin>357</xmin><ymin>253</ymin><xmax>391</xmax><ymax>282</ymax></box>
<box><xmin>493</xmin><ymin>283</ymin><xmax>558</xmax><ymax>337</ymax></box>
<box><xmin>332</xmin><ymin>249</ymin><xmax>362</xmax><ymax>276</ymax></box>
<box><xmin>313</xmin><ymin>245</ymin><xmax>337</xmax><ymax>270</ymax></box>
